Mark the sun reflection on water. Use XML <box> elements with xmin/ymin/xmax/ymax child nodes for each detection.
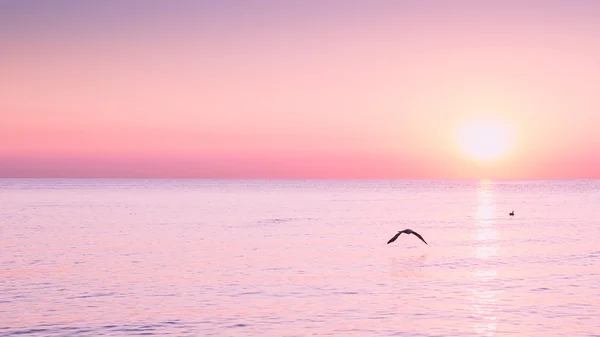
<box><xmin>471</xmin><ymin>180</ymin><xmax>499</xmax><ymax>336</ymax></box>
<box><xmin>475</xmin><ymin>180</ymin><xmax>496</xmax><ymax>223</ymax></box>
<box><xmin>475</xmin><ymin>246</ymin><xmax>499</xmax><ymax>260</ymax></box>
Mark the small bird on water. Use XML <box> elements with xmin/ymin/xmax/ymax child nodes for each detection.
<box><xmin>387</xmin><ymin>229</ymin><xmax>428</xmax><ymax>245</ymax></box>
<box><xmin>509</xmin><ymin>210</ymin><xmax>514</xmax><ymax>216</ymax></box>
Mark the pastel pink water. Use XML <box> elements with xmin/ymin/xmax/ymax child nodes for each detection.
<box><xmin>2</xmin><ymin>179</ymin><xmax>599</xmax><ymax>336</ymax></box>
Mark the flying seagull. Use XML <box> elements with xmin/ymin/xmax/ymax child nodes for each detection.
<box><xmin>387</xmin><ymin>229</ymin><xmax>428</xmax><ymax>245</ymax></box>
<box><xmin>509</xmin><ymin>210</ymin><xmax>514</xmax><ymax>216</ymax></box>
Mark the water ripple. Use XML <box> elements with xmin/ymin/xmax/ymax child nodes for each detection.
<box><xmin>2</xmin><ymin>179</ymin><xmax>599</xmax><ymax>336</ymax></box>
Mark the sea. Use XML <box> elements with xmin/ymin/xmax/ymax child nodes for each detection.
<box><xmin>1</xmin><ymin>179</ymin><xmax>599</xmax><ymax>336</ymax></box>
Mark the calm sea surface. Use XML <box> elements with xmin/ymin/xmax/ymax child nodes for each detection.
<box><xmin>1</xmin><ymin>179</ymin><xmax>599</xmax><ymax>336</ymax></box>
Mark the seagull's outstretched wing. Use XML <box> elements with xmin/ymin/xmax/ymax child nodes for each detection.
<box><xmin>411</xmin><ymin>231</ymin><xmax>428</xmax><ymax>245</ymax></box>
<box><xmin>387</xmin><ymin>232</ymin><xmax>402</xmax><ymax>244</ymax></box>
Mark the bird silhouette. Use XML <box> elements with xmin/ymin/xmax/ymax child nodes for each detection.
<box><xmin>509</xmin><ymin>210</ymin><xmax>514</xmax><ymax>216</ymax></box>
<box><xmin>387</xmin><ymin>229</ymin><xmax>428</xmax><ymax>245</ymax></box>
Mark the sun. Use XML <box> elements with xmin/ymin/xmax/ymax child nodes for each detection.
<box><xmin>457</xmin><ymin>119</ymin><xmax>515</xmax><ymax>161</ymax></box>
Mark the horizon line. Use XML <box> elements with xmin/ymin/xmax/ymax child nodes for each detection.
<box><xmin>1</xmin><ymin>177</ymin><xmax>598</xmax><ymax>181</ymax></box>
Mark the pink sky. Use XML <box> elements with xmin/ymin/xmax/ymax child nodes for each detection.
<box><xmin>1</xmin><ymin>1</ymin><xmax>599</xmax><ymax>178</ymax></box>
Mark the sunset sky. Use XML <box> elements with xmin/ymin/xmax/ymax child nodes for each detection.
<box><xmin>1</xmin><ymin>1</ymin><xmax>599</xmax><ymax>179</ymax></box>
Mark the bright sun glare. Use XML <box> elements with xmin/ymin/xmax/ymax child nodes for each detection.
<box><xmin>457</xmin><ymin>120</ymin><xmax>514</xmax><ymax>161</ymax></box>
